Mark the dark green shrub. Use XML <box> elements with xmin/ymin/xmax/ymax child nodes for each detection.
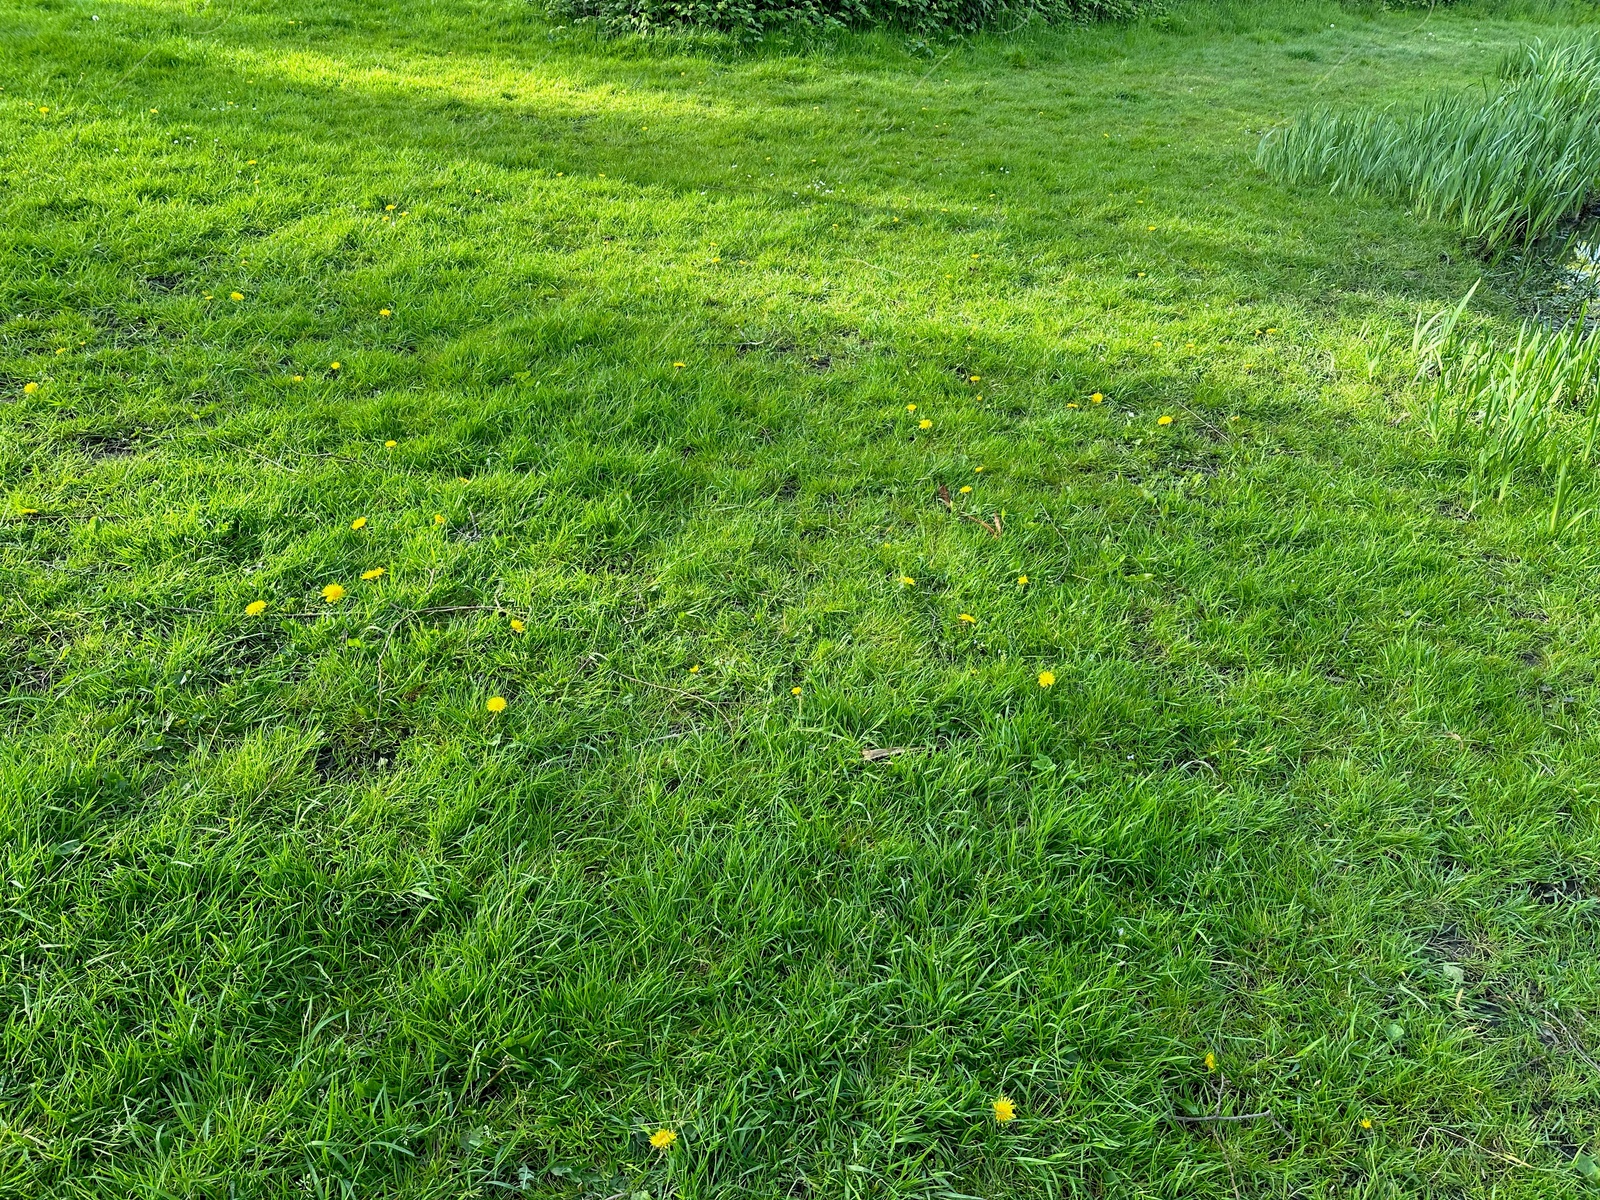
<box><xmin>549</xmin><ymin>0</ymin><xmax>1156</xmax><ymax>36</ymax></box>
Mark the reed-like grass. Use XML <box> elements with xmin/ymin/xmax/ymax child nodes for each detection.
<box><xmin>1412</xmin><ymin>282</ymin><xmax>1600</xmax><ymax>528</ymax></box>
<box><xmin>1259</xmin><ymin>36</ymin><xmax>1600</xmax><ymax>254</ymax></box>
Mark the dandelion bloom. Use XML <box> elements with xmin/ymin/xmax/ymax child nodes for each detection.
<box><xmin>650</xmin><ymin>1129</ymin><xmax>677</xmax><ymax>1149</ymax></box>
<box><xmin>1017</xmin><ymin>575</ymin><xmax>1029</xmax><ymax>585</ymax></box>
<box><xmin>230</xmin><ymin>292</ymin><xmax>244</xmax><ymax>301</ymax></box>
<box><xmin>969</xmin><ymin>375</ymin><xmax>981</xmax><ymax>382</ymax></box>
<box><xmin>384</xmin><ymin>439</ymin><xmax>397</xmax><ymax>448</ymax></box>
<box><xmin>919</xmin><ymin>419</ymin><xmax>932</xmax><ymax>430</ymax></box>
<box><xmin>993</xmin><ymin>1098</ymin><xmax>1016</xmax><ymax>1123</ymax></box>
<box><xmin>1157</xmin><ymin>415</ymin><xmax>1174</xmax><ymax>426</ymax></box>
<box><xmin>1359</xmin><ymin>1118</ymin><xmax>1373</xmax><ymax>1130</ymax></box>
<box><xmin>899</xmin><ymin>576</ymin><xmax>915</xmax><ymax>586</ymax></box>
<box><xmin>245</xmin><ymin>600</ymin><xmax>267</xmax><ymax>616</ymax></box>
<box><xmin>330</xmin><ymin>361</ymin><xmax>342</xmax><ymax>371</ymax></box>
<box><xmin>1203</xmin><ymin>1052</ymin><xmax>1217</xmax><ymax>1072</ymax></box>
<box><xmin>386</xmin><ymin>204</ymin><xmax>396</xmax><ymax>211</ymax></box>
<box><xmin>791</xmin><ymin>686</ymin><xmax>802</xmax><ymax>696</ymax></box>
<box><xmin>673</xmin><ymin>362</ymin><xmax>686</xmax><ymax>369</ymax></box>
<box><xmin>321</xmin><ymin>583</ymin><xmax>346</xmax><ymax>603</ymax></box>
<box><xmin>1066</xmin><ymin>403</ymin><xmax>1079</xmax><ymax>409</ymax></box>
<box><xmin>974</xmin><ymin>465</ymin><xmax>984</xmax><ymax>473</ymax></box>
<box><xmin>379</xmin><ymin>308</ymin><xmax>392</xmax><ymax>317</ymax></box>
<box><xmin>906</xmin><ymin>404</ymin><xmax>917</xmax><ymax>413</ymax></box>
<box><xmin>1091</xmin><ymin>393</ymin><xmax>1103</xmax><ymax>403</ymax></box>
<box><xmin>292</xmin><ymin>375</ymin><xmax>304</xmax><ymax>382</ymax></box>
<box><xmin>510</xmin><ymin>619</ymin><xmax>526</xmax><ymax>633</ymax></box>
<box><xmin>959</xmin><ymin>485</ymin><xmax>972</xmax><ymax>494</ymax></box>
<box><xmin>361</xmin><ymin>567</ymin><xmax>385</xmax><ymax>581</ymax></box>
<box><xmin>959</xmin><ymin>613</ymin><xmax>976</xmax><ymax>624</ymax></box>
<box><xmin>350</xmin><ymin>517</ymin><xmax>368</xmax><ymax>530</ymax></box>
<box><xmin>487</xmin><ymin>695</ymin><xmax>507</xmax><ymax>712</ymax></box>
<box><xmin>689</xmin><ymin>663</ymin><xmax>700</xmax><ymax>672</ymax></box>
<box><xmin>1037</xmin><ymin>670</ymin><xmax>1055</xmax><ymax>688</ymax></box>
<box><xmin>433</xmin><ymin>513</ymin><xmax>446</xmax><ymax>525</ymax></box>
<box><xmin>39</xmin><ymin>106</ymin><xmax>49</xmax><ymax>114</ymax></box>
<box><xmin>23</xmin><ymin>382</ymin><xmax>39</xmax><ymax>395</ymax></box>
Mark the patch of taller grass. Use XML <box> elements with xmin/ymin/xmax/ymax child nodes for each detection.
<box><xmin>1411</xmin><ymin>282</ymin><xmax>1600</xmax><ymax>529</ymax></box>
<box><xmin>1258</xmin><ymin>35</ymin><xmax>1600</xmax><ymax>254</ymax></box>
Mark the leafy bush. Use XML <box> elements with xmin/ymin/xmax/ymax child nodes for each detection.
<box><xmin>1257</xmin><ymin>35</ymin><xmax>1600</xmax><ymax>255</ymax></box>
<box><xmin>550</xmin><ymin>0</ymin><xmax>1156</xmax><ymax>35</ymax></box>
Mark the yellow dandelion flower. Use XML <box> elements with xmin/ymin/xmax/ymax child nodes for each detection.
<box><xmin>321</xmin><ymin>583</ymin><xmax>346</xmax><ymax>603</ymax></box>
<box><xmin>330</xmin><ymin>361</ymin><xmax>342</xmax><ymax>371</ymax></box>
<box><xmin>1266</xmin><ymin>326</ymin><xmax>1278</xmax><ymax>334</ymax></box>
<box><xmin>433</xmin><ymin>513</ymin><xmax>446</xmax><ymax>525</ymax></box>
<box><xmin>379</xmin><ymin>308</ymin><xmax>392</xmax><ymax>317</ymax></box>
<box><xmin>486</xmin><ymin>695</ymin><xmax>507</xmax><ymax>712</ymax></box>
<box><xmin>1017</xmin><ymin>575</ymin><xmax>1029</xmax><ymax>585</ymax></box>
<box><xmin>385</xmin><ymin>204</ymin><xmax>396</xmax><ymax>211</ymax></box>
<box><xmin>19</xmin><ymin>508</ymin><xmax>39</xmax><ymax>516</ymax></box>
<box><xmin>39</xmin><ymin>106</ymin><xmax>49</xmax><ymax>114</ymax></box>
<box><xmin>650</xmin><ymin>1129</ymin><xmax>677</xmax><ymax>1149</ymax></box>
<box><xmin>899</xmin><ymin>576</ymin><xmax>915</xmax><ymax>586</ymax></box>
<box><xmin>1359</xmin><ymin>1118</ymin><xmax>1373</xmax><ymax>1130</ymax></box>
<box><xmin>993</xmin><ymin>1097</ymin><xmax>1016</xmax><ymax>1123</ymax></box>
<box><xmin>1037</xmin><ymin>670</ymin><xmax>1055</xmax><ymax>688</ymax></box>
<box><xmin>245</xmin><ymin>600</ymin><xmax>267</xmax><ymax>616</ymax></box>
<box><xmin>689</xmin><ymin>663</ymin><xmax>700</xmax><ymax>672</ymax></box>
<box><xmin>510</xmin><ymin>618</ymin><xmax>526</xmax><ymax>633</ymax></box>
<box><xmin>1091</xmin><ymin>392</ymin><xmax>1104</xmax><ymax>403</ymax></box>
<box><xmin>23</xmin><ymin>382</ymin><xmax>39</xmax><ymax>395</ymax></box>
<box><xmin>384</xmin><ymin>439</ymin><xmax>397</xmax><ymax>448</ymax></box>
<box><xmin>350</xmin><ymin>517</ymin><xmax>368</xmax><ymax>530</ymax></box>
<box><xmin>1204</xmin><ymin>1052</ymin><xmax>1217</xmax><ymax>1072</ymax></box>
<box><xmin>1157</xmin><ymin>415</ymin><xmax>1174</xmax><ymax>426</ymax></box>
<box><xmin>1066</xmin><ymin>402</ymin><xmax>1079</xmax><ymax>409</ymax></box>
<box><xmin>229</xmin><ymin>291</ymin><xmax>244</xmax><ymax>301</ymax></box>
<box><xmin>361</xmin><ymin>567</ymin><xmax>385</xmax><ymax>581</ymax></box>
<box><xmin>906</xmin><ymin>403</ymin><xmax>917</xmax><ymax>413</ymax></box>
<box><xmin>292</xmin><ymin>374</ymin><xmax>304</xmax><ymax>382</ymax></box>
<box><xmin>974</xmin><ymin>465</ymin><xmax>984</xmax><ymax>472</ymax></box>
<box><xmin>673</xmin><ymin>361</ymin><xmax>686</xmax><ymax>369</ymax></box>
<box><xmin>919</xmin><ymin>419</ymin><xmax>932</xmax><ymax>430</ymax></box>
<box><xmin>791</xmin><ymin>686</ymin><xmax>802</xmax><ymax>696</ymax></box>
<box><xmin>960</xmin><ymin>485</ymin><xmax>973</xmax><ymax>494</ymax></box>
<box><xmin>959</xmin><ymin>613</ymin><xmax>976</xmax><ymax>623</ymax></box>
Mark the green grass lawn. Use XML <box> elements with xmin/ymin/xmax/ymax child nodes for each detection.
<box><xmin>6</xmin><ymin>0</ymin><xmax>1600</xmax><ymax>1195</ymax></box>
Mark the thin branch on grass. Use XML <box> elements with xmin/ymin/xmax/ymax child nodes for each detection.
<box><xmin>1168</xmin><ymin>1110</ymin><xmax>1272</xmax><ymax>1124</ymax></box>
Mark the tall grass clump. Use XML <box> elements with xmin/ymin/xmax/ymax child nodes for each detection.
<box><xmin>1259</xmin><ymin>36</ymin><xmax>1600</xmax><ymax>255</ymax></box>
<box><xmin>1413</xmin><ymin>283</ymin><xmax>1600</xmax><ymax>528</ymax></box>
<box><xmin>548</xmin><ymin>0</ymin><xmax>1154</xmax><ymax>35</ymax></box>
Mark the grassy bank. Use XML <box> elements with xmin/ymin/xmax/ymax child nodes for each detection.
<box><xmin>4</xmin><ymin>1</ymin><xmax>1600</xmax><ymax>1196</ymax></box>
